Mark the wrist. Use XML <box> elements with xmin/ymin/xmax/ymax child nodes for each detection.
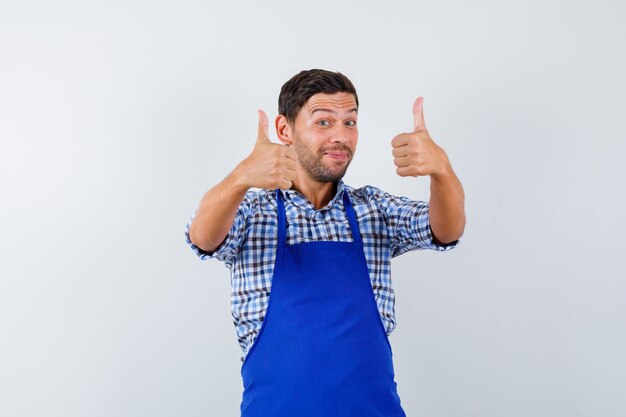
<box><xmin>230</xmin><ymin>159</ymin><xmax>254</xmax><ymax>191</ymax></box>
<box><xmin>430</xmin><ymin>162</ymin><xmax>455</xmax><ymax>183</ymax></box>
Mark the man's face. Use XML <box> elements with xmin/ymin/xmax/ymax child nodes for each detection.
<box><xmin>290</xmin><ymin>92</ymin><xmax>358</xmax><ymax>183</ymax></box>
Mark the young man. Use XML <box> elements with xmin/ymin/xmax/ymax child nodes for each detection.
<box><xmin>186</xmin><ymin>69</ymin><xmax>465</xmax><ymax>417</ymax></box>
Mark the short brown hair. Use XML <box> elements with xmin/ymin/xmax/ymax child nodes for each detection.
<box><xmin>278</xmin><ymin>69</ymin><xmax>359</xmax><ymax>124</ymax></box>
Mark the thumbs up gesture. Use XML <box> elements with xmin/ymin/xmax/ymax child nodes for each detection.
<box><xmin>237</xmin><ymin>110</ymin><xmax>298</xmax><ymax>190</ymax></box>
<box><xmin>391</xmin><ymin>97</ymin><xmax>451</xmax><ymax>178</ymax></box>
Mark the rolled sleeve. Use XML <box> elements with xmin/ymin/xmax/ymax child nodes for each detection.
<box><xmin>415</xmin><ymin>208</ymin><xmax>459</xmax><ymax>252</ymax></box>
<box><xmin>367</xmin><ymin>187</ymin><xmax>458</xmax><ymax>257</ymax></box>
<box><xmin>184</xmin><ymin>196</ymin><xmax>251</xmax><ymax>267</ymax></box>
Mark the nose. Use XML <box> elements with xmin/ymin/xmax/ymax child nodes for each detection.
<box><xmin>330</xmin><ymin>124</ymin><xmax>354</xmax><ymax>143</ymax></box>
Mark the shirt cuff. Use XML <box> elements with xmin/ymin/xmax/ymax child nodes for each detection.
<box><xmin>184</xmin><ymin>211</ymin><xmax>231</xmax><ymax>261</ymax></box>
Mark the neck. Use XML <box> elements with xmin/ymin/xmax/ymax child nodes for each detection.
<box><xmin>291</xmin><ymin>176</ymin><xmax>337</xmax><ymax>210</ymax></box>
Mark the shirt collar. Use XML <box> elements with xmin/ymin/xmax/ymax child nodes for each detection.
<box><xmin>280</xmin><ymin>180</ymin><xmax>345</xmax><ymax>212</ymax></box>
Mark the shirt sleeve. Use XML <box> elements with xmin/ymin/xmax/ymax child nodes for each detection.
<box><xmin>365</xmin><ymin>186</ymin><xmax>458</xmax><ymax>257</ymax></box>
<box><xmin>184</xmin><ymin>194</ymin><xmax>252</xmax><ymax>267</ymax></box>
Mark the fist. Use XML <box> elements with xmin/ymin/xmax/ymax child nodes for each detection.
<box><xmin>238</xmin><ymin>110</ymin><xmax>298</xmax><ymax>190</ymax></box>
<box><xmin>391</xmin><ymin>97</ymin><xmax>450</xmax><ymax>177</ymax></box>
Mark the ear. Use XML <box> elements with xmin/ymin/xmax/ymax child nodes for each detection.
<box><xmin>275</xmin><ymin>114</ymin><xmax>293</xmax><ymax>145</ymax></box>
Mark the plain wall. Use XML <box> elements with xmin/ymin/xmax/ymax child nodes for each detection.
<box><xmin>1</xmin><ymin>0</ymin><xmax>625</xmax><ymax>416</ymax></box>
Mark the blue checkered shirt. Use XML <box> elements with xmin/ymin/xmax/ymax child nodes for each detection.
<box><xmin>185</xmin><ymin>181</ymin><xmax>457</xmax><ymax>361</ymax></box>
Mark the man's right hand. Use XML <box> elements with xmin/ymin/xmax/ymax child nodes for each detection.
<box><xmin>237</xmin><ymin>110</ymin><xmax>298</xmax><ymax>190</ymax></box>
<box><xmin>189</xmin><ymin>110</ymin><xmax>297</xmax><ymax>252</ymax></box>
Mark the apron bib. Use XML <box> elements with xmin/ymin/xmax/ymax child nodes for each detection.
<box><xmin>240</xmin><ymin>190</ymin><xmax>406</xmax><ymax>417</ymax></box>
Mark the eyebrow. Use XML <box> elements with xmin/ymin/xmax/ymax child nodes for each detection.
<box><xmin>310</xmin><ymin>108</ymin><xmax>358</xmax><ymax>115</ymax></box>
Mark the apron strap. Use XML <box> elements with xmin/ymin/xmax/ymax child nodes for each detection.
<box><xmin>274</xmin><ymin>188</ymin><xmax>362</xmax><ymax>246</ymax></box>
<box><xmin>342</xmin><ymin>191</ymin><xmax>363</xmax><ymax>245</ymax></box>
<box><xmin>275</xmin><ymin>189</ymin><xmax>287</xmax><ymax>247</ymax></box>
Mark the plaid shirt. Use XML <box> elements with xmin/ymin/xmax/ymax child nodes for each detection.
<box><xmin>185</xmin><ymin>181</ymin><xmax>457</xmax><ymax>361</ymax></box>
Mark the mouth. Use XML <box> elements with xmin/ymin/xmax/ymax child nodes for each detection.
<box><xmin>324</xmin><ymin>151</ymin><xmax>349</xmax><ymax>161</ymax></box>
<box><xmin>321</xmin><ymin>147</ymin><xmax>352</xmax><ymax>162</ymax></box>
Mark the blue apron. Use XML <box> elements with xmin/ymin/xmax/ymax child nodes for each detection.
<box><xmin>240</xmin><ymin>189</ymin><xmax>406</xmax><ymax>417</ymax></box>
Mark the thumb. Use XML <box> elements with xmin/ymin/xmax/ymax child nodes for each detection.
<box><xmin>257</xmin><ymin>110</ymin><xmax>270</xmax><ymax>142</ymax></box>
<box><xmin>412</xmin><ymin>97</ymin><xmax>427</xmax><ymax>132</ymax></box>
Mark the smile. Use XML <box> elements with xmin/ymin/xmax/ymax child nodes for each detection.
<box><xmin>321</xmin><ymin>145</ymin><xmax>352</xmax><ymax>160</ymax></box>
<box><xmin>323</xmin><ymin>151</ymin><xmax>349</xmax><ymax>161</ymax></box>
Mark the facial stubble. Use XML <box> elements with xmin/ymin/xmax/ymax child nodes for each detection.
<box><xmin>292</xmin><ymin>138</ymin><xmax>354</xmax><ymax>183</ymax></box>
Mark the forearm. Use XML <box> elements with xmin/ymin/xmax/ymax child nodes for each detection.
<box><xmin>428</xmin><ymin>168</ymin><xmax>466</xmax><ymax>244</ymax></box>
<box><xmin>188</xmin><ymin>169</ymin><xmax>249</xmax><ymax>253</ymax></box>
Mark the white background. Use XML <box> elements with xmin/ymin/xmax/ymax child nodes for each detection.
<box><xmin>1</xmin><ymin>0</ymin><xmax>625</xmax><ymax>416</ymax></box>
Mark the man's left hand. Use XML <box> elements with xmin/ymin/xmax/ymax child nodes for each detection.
<box><xmin>391</xmin><ymin>97</ymin><xmax>451</xmax><ymax>178</ymax></box>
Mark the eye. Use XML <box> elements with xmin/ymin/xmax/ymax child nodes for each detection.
<box><xmin>317</xmin><ymin>120</ymin><xmax>331</xmax><ymax>127</ymax></box>
<box><xmin>345</xmin><ymin>120</ymin><xmax>357</xmax><ymax>127</ymax></box>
